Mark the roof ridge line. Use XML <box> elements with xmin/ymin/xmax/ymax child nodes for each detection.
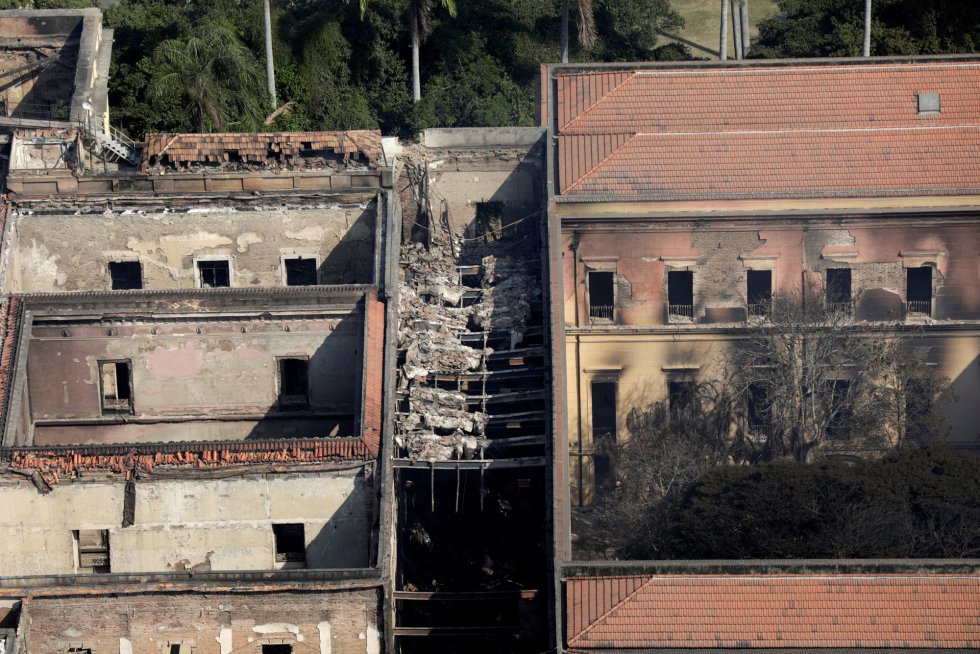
<box><xmin>633</xmin><ymin>124</ymin><xmax>980</xmax><ymax>138</ymax></box>
<box><xmin>567</xmin><ymin>575</ymin><xmax>658</xmax><ymax>646</ymax></box>
<box><xmin>560</xmin><ymin>71</ymin><xmax>637</xmax><ymax>133</ymax></box>
<box><xmin>563</xmin><ymin>133</ymin><xmax>638</xmax><ymax>195</ymax></box>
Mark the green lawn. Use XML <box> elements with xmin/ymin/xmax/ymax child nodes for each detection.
<box><xmin>662</xmin><ymin>0</ymin><xmax>780</xmax><ymax>59</ymax></box>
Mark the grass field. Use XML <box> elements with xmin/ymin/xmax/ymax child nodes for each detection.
<box><xmin>662</xmin><ymin>0</ymin><xmax>780</xmax><ymax>59</ymax></box>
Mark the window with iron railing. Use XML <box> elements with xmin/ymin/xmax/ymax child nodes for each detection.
<box><xmin>667</xmin><ymin>270</ymin><xmax>694</xmax><ymax>320</ymax></box>
<box><xmin>589</xmin><ymin>305</ymin><xmax>614</xmax><ymax>321</ymax></box>
<box><xmin>906</xmin><ymin>267</ymin><xmax>932</xmax><ymax>317</ymax></box>
<box><xmin>747</xmin><ymin>270</ymin><xmax>772</xmax><ymax>316</ymax></box>
<box><xmin>588</xmin><ymin>271</ymin><xmax>615</xmax><ymax>323</ymax></box>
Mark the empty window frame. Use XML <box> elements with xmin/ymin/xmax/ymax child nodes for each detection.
<box><xmin>67</xmin><ymin>648</ymin><xmax>93</xmax><ymax>654</ymax></box>
<box><xmin>667</xmin><ymin>379</ymin><xmax>695</xmax><ymax>413</ymax></box>
<box><xmin>109</xmin><ymin>261</ymin><xmax>142</xmax><ymax>290</ymax></box>
<box><xmin>590</xmin><ymin>379</ymin><xmax>617</xmax><ymax>493</ymax></box>
<box><xmin>747</xmin><ymin>270</ymin><xmax>772</xmax><ymax>315</ymax></box>
<box><xmin>747</xmin><ymin>382</ymin><xmax>771</xmax><ymax>437</ymax></box>
<box><xmin>196</xmin><ymin>260</ymin><xmax>231</xmax><ymax>288</ymax></box>
<box><xmin>667</xmin><ymin>270</ymin><xmax>694</xmax><ymax>319</ymax></box>
<box><xmin>284</xmin><ymin>257</ymin><xmax>318</xmax><ymax>286</ymax></box>
<box><xmin>165</xmin><ymin>644</ymin><xmax>194</xmax><ymax>654</ymax></box>
<box><xmin>74</xmin><ymin>529</ymin><xmax>110</xmax><ymax>573</ymax></box>
<box><xmin>824</xmin><ymin>379</ymin><xmax>851</xmax><ymax>438</ymax></box>
<box><xmin>99</xmin><ymin>361</ymin><xmax>132</xmax><ymax>413</ymax></box>
<box><xmin>262</xmin><ymin>646</ymin><xmax>293</xmax><ymax>654</ymax></box>
<box><xmin>588</xmin><ymin>271</ymin><xmax>614</xmax><ymax>322</ymax></box>
<box><xmin>906</xmin><ymin>266</ymin><xmax>932</xmax><ymax>316</ymax></box>
<box><xmin>825</xmin><ymin>268</ymin><xmax>852</xmax><ymax>310</ymax></box>
<box><xmin>277</xmin><ymin>358</ymin><xmax>310</xmax><ymax>409</ymax></box>
<box><xmin>273</xmin><ymin>523</ymin><xmax>306</xmax><ymax>564</ymax></box>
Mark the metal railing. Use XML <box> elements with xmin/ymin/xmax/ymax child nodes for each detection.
<box><xmin>906</xmin><ymin>300</ymin><xmax>931</xmax><ymax>316</ymax></box>
<box><xmin>748</xmin><ymin>301</ymin><xmax>771</xmax><ymax>317</ymax></box>
<box><xmin>668</xmin><ymin>303</ymin><xmax>694</xmax><ymax>319</ymax></box>
<box><xmin>589</xmin><ymin>305</ymin><xmax>614</xmax><ymax>322</ymax></box>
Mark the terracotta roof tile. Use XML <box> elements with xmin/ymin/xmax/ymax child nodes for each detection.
<box><xmin>554</xmin><ymin>61</ymin><xmax>980</xmax><ymax>199</ymax></box>
<box><xmin>566</xmin><ymin>575</ymin><xmax>980</xmax><ymax>650</ymax></box>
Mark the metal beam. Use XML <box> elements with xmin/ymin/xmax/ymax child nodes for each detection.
<box><xmin>393</xmin><ymin>626</ymin><xmax>520</xmax><ymax>636</ymax></box>
<box><xmin>392</xmin><ymin>457</ymin><xmax>546</xmax><ymax>470</ymax></box>
<box><xmin>394</xmin><ymin>589</ymin><xmax>538</xmax><ymax>601</ymax></box>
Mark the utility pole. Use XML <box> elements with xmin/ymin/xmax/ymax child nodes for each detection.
<box><xmin>731</xmin><ymin>0</ymin><xmax>743</xmax><ymax>60</ymax></box>
<box><xmin>263</xmin><ymin>0</ymin><xmax>277</xmax><ymax>109</ymax></box>
<box><xmin>740</xmin><ymin>0</ymin><xmax>750</xmax><ymax>58</ymax></box>
<box><xmin>863</xmin><ymin>0</ymin><xmax>872</xmax><ymax>57</ymax></box>
<box><xmin>720</xmin><ymin>0</ymin><xmax>729</xmax><ymax>61</ymax></box>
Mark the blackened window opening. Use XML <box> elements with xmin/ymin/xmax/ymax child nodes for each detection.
<box><xmin>278</xmin><ymin>359</ymin><xmax>309</xmax><ymax>408</ymax></box>
<box><xmin>747</xmin><ymin>382</ymin><xmax>770</xmax><ymax>434</ymax></box>
<box><xmin>109</xmin><ymin>261</ymin><xmax>142</xmax><ymax>290</ymax></box>
<box><xmin>825</xmin><ymin>379</ymin><xmax>851</xmax><ymax>438</ymax></box>
<box><xmin>826</xmin><ymin>268</ymin><xmax>851</xmax><ymax>307</ymax></box>
<box><xmin>667</xmin><ymin>270</ymin><xmax>694</xmax><ymax>317</ymax></box>
<box><xmin>198</xmin><ymin>260</ymin><xmax>230</xmax><ymax>288</ymax></box>
<box><xmin>668</xmin><ymin>380</ymin><xmax>694</xmax><ymax>413</ymax></box>
<box><xmin>273</xmin><ymin>524</ymin><xmax>305</xmax><ymax>563</ymax></box>
<box><xmin>591</xmin><ymin>381</ymin><xmax>617</xmax><ymax>441</ymax></box>
<box><xmin>285</xmin><ymin>258</ymin><xmax>318</xmax><ymax>286</ymax></box>
<box><xmin>747</xmin><ymin>270</ymin><xmax>772</xmax><ymax>315</ymax></box>
<box><xmin>906</xmin><ymin>266</ymin><xmax>932</xmax><ymax>315</ymax></box>
<box><xmin>262</xmin><ymin>646</ymin><xmax>292</xmax><ymax>654</ymax></box>
<box><xmin>588</xmin><ymin>271</ymin><xmax>614</xmax><ymax>321</ymax></box>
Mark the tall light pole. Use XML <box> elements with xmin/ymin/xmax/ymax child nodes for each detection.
<box><xmin>863</xmin><ymin>0</ymin><xmax>872</xmax><ymax>57</ymax></box>
<box><xmin>263</xmin><ymin>0</ymin><xmax>277</xmax><ymax>109</ymax></box>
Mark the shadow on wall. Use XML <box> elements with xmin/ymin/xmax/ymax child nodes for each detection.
<box><xmin>3</xmin><ymin>42</ymin><xmax>79</xmax><ymax>121</ymax></box>
<box><xmin>318</xmin><ymin>210</ymin><xmax>376</xmax><ymax>284</ymax></box>
<box><xmin>305</xmin><ymin>478</ymin><xmax>374</xmax><ymax>568</ymax></box>
<box><xmin>243</xmin><ymin>310</ymin><xmax>364</xmax><ymax>441</ymax></box>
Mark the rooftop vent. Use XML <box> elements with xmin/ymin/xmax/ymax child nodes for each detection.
<box><xmin>917</xmin><ymin>92</ymin><xmax>941</xmax><ymax>115</ymax></box>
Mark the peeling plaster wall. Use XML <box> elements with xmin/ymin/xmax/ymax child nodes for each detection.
<box><xmin>0</xmin><ymin>468</ymin><xmax>371</xmax><ymax>576</ymax></box>
<box><xmin>25</xmin><ymin>315</ymin><xmax>362</xmax><ymax>444</ymax></box>
<box><xmin>564</xmin><ymin>222</ymin><xmax>979</xmax><ymax>325</ymax></box>
<box><xmin>9</xmin><ymin>207</ymin><xmax>376</xmax><ymax>292</ymax></box>
<box><xmin>20</xmin><ymin>588</ymin><xmax>381</xmax><ymax>654</ymax></box>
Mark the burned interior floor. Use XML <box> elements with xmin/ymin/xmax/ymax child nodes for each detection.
<box><xmin>392</xmin><ymin>206</ymin><xmax>549</xmax><ymax>652</ymax></box>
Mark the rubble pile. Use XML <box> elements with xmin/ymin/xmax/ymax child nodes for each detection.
<box><xmin>396</xmin><ymin>244</ymin><xmax>540</xmax><ymax>460</ymax></box>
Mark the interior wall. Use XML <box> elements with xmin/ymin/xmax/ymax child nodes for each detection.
<box><xmin>0</xmin><ymin>467</ymin><xmax>372</xmax><ymax>576</ymax></box>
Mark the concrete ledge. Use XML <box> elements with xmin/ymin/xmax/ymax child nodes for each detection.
<box><xmin>423</xmin><ymin>127</ymin><xmax>545</xmax><ymax>149</ymax></box>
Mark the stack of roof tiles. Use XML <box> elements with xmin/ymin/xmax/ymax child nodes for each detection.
<box><xmin>566</xmin><ymin>574</ymin><xmax>980</xmax><ymax>650</ymax></box>
<box><xmin>142</xmin><ymin>130</ymin><xmax>383</xmax><ymax>170</ymax></box>
<box><xmin>554</xmin><ymin>60</ymin><xmax>980</xmax><ymax>201</ymax></box>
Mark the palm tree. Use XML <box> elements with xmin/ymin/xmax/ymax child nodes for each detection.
<box><xmin>149</xmin><ymin>21</ymin><xmax>266</xmax><ymax>132</ymax></box>
<box><xmin>410</xmin><ymin>0</ymin><xmax>457</xmax><ymax>103</ymax></box>
<box><xmin>561</xmin><ymin>0</ymin><xmax>596</xmax><ymax>63</ymax></box>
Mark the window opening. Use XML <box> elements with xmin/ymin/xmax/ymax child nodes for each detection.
<box><xmin>278</xmin><ymin>358</ymin><xmax>309</xmax><ymax>409</ymax></box>
<box><xmin>262</xmin><ymin>646</ymin><xmax>293</xmax><ymax>654</ymax></box>
<box><xmin>825</xmin><ymin>268</ymin><xmax>851</xmax><ymax>311</ymax></box>
<box><xmin>667</xmin><ymin>380</ymin><xmax>694</xmax><ymax>413</ymax></box>
<box><xmin>109</xmin><ymin>261</ymin><xmax>142</xmax><ymax>290</ymax></box>
<box><xmin>197</xmin><ymin>260</ymin><xmax>230</xmax><ymax>288</ymax></box>
<box><xmin>588</xmin><ymin>271</ymin><xmax>614</xmax><ymax>322</ymax></box>
<box><xmin>284</xmin><ymin>257</ymin><xmax>318</xmax><ymax>286</ymax></box>
<box><xmin>667</xmin><ymin>270</ymin><xmax>694</xmax><ymax>319</ymax></box>
<box><xmin>590</xmin><ymin>380</ymin><xmax>617</xmax><ymax>492</ymax></box>
<box><xmin>75</xmin><ymin>529</ymin><xmax>110</xmax><ymax>573</ymax></box>
<box><xmin>824</xmin><ymin>379</ymin><xmax>851</xmax><ymax>438</ymax></box>
<box><xmin>273</xmin><ymin>524</ymin><xmax>305</xmax><ymax>564</ymax></box>
<box><xmin>906</xmin><ymin>266</ymin><xmax>932</xmax><ymax>316</ymax></box>
<box><xmin>474</xmin><ymin>201</ymin><xmax>504</xmax><ymax>241</ymax></box>
<box><xmin>747</xmin><ymin>270</ymin><xmax>772</xmax><ymax>316</ymax></box>
<box><xmin>100</xmin><ymin>361</ymin><xmax>132</xmax><ymax>413</ymax></box>
<box><xmin>747</xmin><ymin>382</ymin><xmax>771</xmax><ymax>437</ymax></box>
<box><xmin>67</xmin><ymin>648</ymin><xmax>93</xmax><ymax>654</ymax></box>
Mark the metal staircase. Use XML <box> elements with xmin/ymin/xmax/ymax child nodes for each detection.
<box><xmin>75</xmin><ymin>114</ymin><xmax>141</xmax><ymax>167</ymax></box>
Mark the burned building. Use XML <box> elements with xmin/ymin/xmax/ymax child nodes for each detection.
<box><xmin>0</xmin><ymin>12</ymin><xmax>400</xmax><ymax>648</ymax></box>
<box><xmin>542</xmin><ymin>57</ymin><xmax>980</xmax><ymax>652</ymax></box>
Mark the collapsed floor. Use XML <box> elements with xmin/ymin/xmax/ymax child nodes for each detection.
<box><xmin>392</xmin><ymin>195</ymin><xmax>549</xmax><ymax>653</ymax></box>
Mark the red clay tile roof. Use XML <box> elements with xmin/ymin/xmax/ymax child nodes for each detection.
<box><xmin>0</xmin><ymin>296</ymin><xmax>23</xmax><ymax>435</ymax></box>
<box><xmin>566</xmin><ymin>574</ymin><xmax>980</xmax><ymax>650</ymax></box>
<box><xmin>554</xmin><ymin>61</ymin><xmax>980</xmax><ymax>200</ymax></box>
<box><xmin>142</xmin><ymin>130</ymin><xmax>383</xmax><ymax>170</ymax></box>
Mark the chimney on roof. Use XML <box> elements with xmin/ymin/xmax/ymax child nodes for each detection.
<box><xmin>917</xmin><ymin>92</ymin><xmax>941</xmax><ymax>115</ymax></box>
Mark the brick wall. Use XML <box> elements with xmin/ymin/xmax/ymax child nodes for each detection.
<box><xmin>360</xmin><ymin>290</ymin><xmax>386</xmax><ymax>455</ymax></box>
<box><xmin>22</xmin><ymin>588</ymin><xmax>382</xmax><ymax>654</ymax></box>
